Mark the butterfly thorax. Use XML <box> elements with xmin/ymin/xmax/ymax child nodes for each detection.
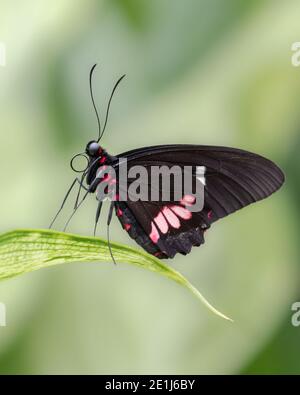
<box><xmin>85</xmin><ymin>145</ymin><xmax>117</xmax><ymax>193</ymax></box>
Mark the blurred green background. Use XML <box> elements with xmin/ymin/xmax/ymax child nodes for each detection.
<box><xmin>0</xmin><ymin>0</ymin><xmax>299</xmax><ymax>374</ymax></box>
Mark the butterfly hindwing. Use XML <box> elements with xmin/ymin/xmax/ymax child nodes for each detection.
<box><xmin>114</xmin><ymin>199</ymin><xmax>210</xmax><ymax>259</ymax></box>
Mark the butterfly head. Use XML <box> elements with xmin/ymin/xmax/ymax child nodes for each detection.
<box><xmin>86</xmin><ymin>140</ymin><xmax>102</xmax><ymax>158</ymax></box>
<box><xmin>70</xmin><ymin>141</ymin><xmax>104</xmax><ymax>174</ymax></box>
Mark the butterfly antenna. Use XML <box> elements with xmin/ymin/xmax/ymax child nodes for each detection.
<box><xmin>98</xmin><ymin>74</ymin><xmax>126</xmax><ymax>142</ymax></box>
<box><xmin>107</xmin><ymin>201</ymin><xmax>117</xmax><ymax>265</ymax></box>
<box><xmin>89</xmin><ymin>64</ymin><xmax>102</xmax><ymax>142</ymax></box>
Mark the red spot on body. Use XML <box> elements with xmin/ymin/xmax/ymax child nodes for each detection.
<box><xmin>103</xmin><ymin>173</ymin><xmax>111</xmax><ymax>182</ymax></box>
<box><xmin>100</xmin><ymin>156</ymin><xmax>106</xmax><ymax>164</ymax></box>
<box><xmin>207</xmin><ymin>210</ymin><xmax>213</xmax><ymax>219</ymax></box>
<box><xmin>117</xmin><ymin>208</ymin><xmax>123</xmax><ymax>217</ymax></box>
<box><xmin>114</xmin><ymin>193</ymin><xmax>120</xmax><ymax>201</ymax></box>
<box><xmin>124</xmin><ymin>223</ymin><xmax>131</xmax><ymax>231</ymax></box>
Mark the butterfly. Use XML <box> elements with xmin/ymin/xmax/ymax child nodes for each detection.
<box><xmin>49</xmin><ymin>65</ymin><xmax>285</xmax><ymax>261</ymax></box>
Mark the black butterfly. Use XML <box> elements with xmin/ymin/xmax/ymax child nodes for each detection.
<box><xmin>50</xmin><ymin>65</ymin><xmax>285</xmax><ymax>261</ymax></box>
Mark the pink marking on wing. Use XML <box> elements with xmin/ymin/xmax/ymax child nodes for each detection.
<box><xmin>109</xmin><ymin>178</ymin><xmax>116</xmax><ymax>185</ymax></box>
<box><xmin>171</xmin><ymin>205</ymin><xmax>192</xmax><ymax>220</ymax></box>
<box><xmin>150</xmin><ymin>222</ymin><xmax>160</xmax><ymax>243</ymax></box>
<box><xmin>154</xmin><ymin>212</ymin><xmax>169</xmax><ymax>234</ymax></box>
<box><xmin>117</xmin><ymin>208</ymin><xmax>123</xmax><ymax>217</ymax></box>
<box><xmin>124</xmin><ymin>223</ymin><xmax>131</xmax><ymax>231</ymax></box>
<box><xmin>162</xmin><ymin>207</ymin><xmax>180</xmax><ymax>228</ymax></box>
<box><xmin>114</xmin><ymin>193</ymin><xmax>120</xmax><ymax>201</ymax></box>
<box><xmin>180</xmin><ymin>194</ymin><xmax>196</xmax><ymax>207</ymax></box>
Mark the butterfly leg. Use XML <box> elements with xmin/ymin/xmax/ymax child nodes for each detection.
<box><xmin>93</xmin><ymin>201</ymin><xmax>103</xmax><ymax>236</ymax></box>
<box><xmin>49</xmin><ymin>177</ymin><xmax>87</xmax><ymax>229</ymax></box>
<box><xmin>107</xmin><ymin>201</ymin><xmax>117</xmax><ymax>265</ymax></box>
<box><xmin>63</xmin><ymin>177</ymin><xmax>99</xmax><ymax>232</ymax></box>
<box><xmin>73</xmin><ymin>173</ymin><xmax>89</xmax><ymax>210</ymax></box>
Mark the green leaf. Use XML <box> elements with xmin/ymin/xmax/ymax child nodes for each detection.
<box><xmin>0</xmin><ymin>229</ymin><xmax>232</xmax><ymax>321</ymax></box>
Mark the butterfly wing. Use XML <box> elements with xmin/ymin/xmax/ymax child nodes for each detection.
<box><xmin>113</xmin><ymin>145</ymin><xmax>284</xmax><ymax>259</ymax></box>
<box><xmin>114</xmin><ymin>199</ymin><xmax>209</xmax><ymax>258</ymax></box>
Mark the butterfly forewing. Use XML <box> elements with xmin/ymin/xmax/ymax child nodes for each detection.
<box><xmin>111</xmin><ymin>145</ymin><xmax>284</xmax><ymax>259</ymax></box>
